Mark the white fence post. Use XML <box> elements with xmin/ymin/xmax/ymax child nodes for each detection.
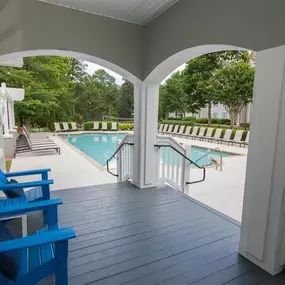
<box><xmin>184</xmin><ymin>145</ymin><xmax>192</xmax><ymax>194</ymax></box>
<box><xmin>116</xmin><ymin>141</ymin><xmax>121</xmax><ymax>182</ymax></box>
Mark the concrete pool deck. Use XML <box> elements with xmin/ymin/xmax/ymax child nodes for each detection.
<box><xmin>10</xmin><ymin>135</ymin><xmax>116</xmax><ymax>190</ymax></box>
<box><xmin>10</xmin><ymin>132</ymin><xmax>247</xmax><ymax>222</ymax></box>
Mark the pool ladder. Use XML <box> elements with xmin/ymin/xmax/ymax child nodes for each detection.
<box><xmin>196</xmin><ymin>147</ymin><xmax>223</xmax><ymax>171</ymax></box>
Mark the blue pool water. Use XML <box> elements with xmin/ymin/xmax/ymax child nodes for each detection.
<box><xmin>63</xmin><ymin>134</ymin><xmax>233</xmax><ymax>166</ymax></box>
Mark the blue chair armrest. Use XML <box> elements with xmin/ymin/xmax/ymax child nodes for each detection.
<box><xmin>0</xmin><ymin>198</ymin><xmax>63</xmax><ymax>218</ymax></box>
<box><xmin>5</xmin><ymin>168</ymin><xmax>51</xmax><ymax>178</ymax></box>
<box><xmin>0</xmin><ymin>228</ymin><xmax>76</xmax><ymax>253</ymax></box>
<box><xmin>0</xmin><ymin>179</ymin><xmax>54</xmax><ymax>191</ymax></box>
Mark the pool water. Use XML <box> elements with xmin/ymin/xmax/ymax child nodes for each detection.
<box><xmin>63</xmin><ymin>134</ymin><xmax>233</xmax><ymax>167</ymax></box>
<box><xmin>63</xmin><ymin>134</ymin><xmax>126</xmax><ymax>166</ymax></box>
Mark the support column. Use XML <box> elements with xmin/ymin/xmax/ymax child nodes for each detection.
<box><xmin>239</xmin><ymin>45</ymin><xmax>285</xmax><ymax>275</ymax></box>
<box><xmin>0</xmin><ymin>88</ymin><xmax>6</xmax><ymax>171</ymax></box>
<box><xmin>11</xmin><ymin>102</ymin><xmax>16</xmax><ymax>128</ymax></box>
<box><xmin>132</xmin><ymin>81</ymin><xmax>160</xmax><ymax>188</ymax></box>
<box><xmin>8</xmin><ymin>101</ymin><xmax>14</xmax><ymax>131</ymax></box>
<box><xmin>3</xmin><ymin>97</ymin><xmax>10</xmax><ymax>137</ymax></box>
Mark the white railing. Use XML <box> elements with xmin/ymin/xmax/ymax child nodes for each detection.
<box><xmin>107</xmin><ymin>134</ymin><xmax>205</xmax><ymax>190</ymax></box>
<box><xmin>156</xmin><ymin>136</ymin><xmax>206</xmax><ymax>193</ymax></box>
<box><xmin>117</xmin><ymin>135</ymin><xmax>134</xmax><ymax>182</ymax></box>
<box><xmin>106</xmin><ymin>134</ymin><xmax>134</xmax><ymax>182</ymax></box>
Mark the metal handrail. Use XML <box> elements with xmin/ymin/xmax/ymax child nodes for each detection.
<box><xmin>106</xmin><ymin>142</ymin><xmax>134</xmax><ymax>177</ymax></box>
<box><xmin>196</xmin><ymin>147</ymin><xmax>223</xmax><ymax>171</ymax></box>
<box><xmin>154</xmin><ymin>144</ymin><xmax>206</xmax><ymax>185</ymax></box>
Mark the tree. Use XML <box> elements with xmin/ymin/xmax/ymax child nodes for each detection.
<box><xmin>183</xmin><ymin>51</ymin><xmax>250</xmax><ymax>125</ymax></box>
<box><xmin>210</xmin><ymin>62</ymin><xmax>255</xmax><ymax>127</ymax></box>
<box><xmin>163</xmin><ymin>71</ymin><xmax>189</xmax><ymax>117</ymax></box>
<box><xmin>117</xmin><ymin>79</ymin><xmax>134</xmax><ymax>118</ymax></box>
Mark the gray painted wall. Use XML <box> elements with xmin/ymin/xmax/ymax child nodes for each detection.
<box><xmin>144</xmin><ymin>0</ymin><xmax>285</xmax><ymax>79</ymax></box>
<box><xmin>2</xmin><ymin>0</ymin><xmax>285</xmax><ymax>82</ymax></box>
<box><xmin>0</xmin><ymin>0</ymin><xmax>145</xmax><ymax>81</ymax></box>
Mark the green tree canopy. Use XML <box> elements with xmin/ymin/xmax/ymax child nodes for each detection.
<box><xmin>210</xmin><ymin>62</ymin><xmax>255</xmax><ymax>126</ymax></box>
<box><xmin>183</xmin><ymin>51</ymin><xmax>250</xmax><ymax>125</ymax></box>
<box><xmin>117</xmin><ymin>79</ymin><xmax>134</xmax><ymax>118</ymax></box>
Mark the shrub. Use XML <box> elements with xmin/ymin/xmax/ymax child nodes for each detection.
<box><xmin>182</xmin><ymin>117</ymin><xmax>196</xmax><ymax>121</ymax></box>
<box><xmin>161</xmin><ymin>120</ymin><xmax>195</xmax><ymax>126</ymax></box>
<box><xmin>83</xmin><ymin>121</ymin><xmax>113</xmax><ymax>131</ymax></box>
<box><xmin>118</xmin><ymin>123</ymin><xmax>134</xmax><ymax>130</ymax></box>
<box><xmin>195</xmin><ymin>118</ymin><xmax>208</xmax><ymax>124</ymax></box>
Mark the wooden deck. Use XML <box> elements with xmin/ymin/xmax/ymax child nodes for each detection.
<box><xmin>32</xmin><ymin>182</ymin><xmax>285</xmax><ymax>284</ymax></box>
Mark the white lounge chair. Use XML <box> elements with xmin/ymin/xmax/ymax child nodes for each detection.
<box><xmin>111</xmin><ymin>122</ymin><xmax>117</xmax><ymax>131</ymax></box>
<box><xmin>188</xmin><ymin>127</ymin><xmax>199</xmax><ymax>139</ymax></box>
<box><xmin>231</xmin><ymin>130</ymin><xmax>244</xmax><ymax>146</ymax></box>
<box><xmin>162</xmin><ymin>124</ymin><xmax>169</xmax><ymax>133</ymax></box>
<box><xmin>219</xmin><ymin>129</ymin><xmax>233</xmax><ymax>145</ymax></box>
<box><xmin>70</xmin><ymin>122</ymin><xmax>79</xmax><ymax>131</ymax></box>
<box><xmin>102</xmin><ymin>122</ymin><xmax>108</xmax><ymax>131</ymax></box>
<box><xmin>54</xmin><ymin>122</ymin><xmax>62</xmax><ymax>133</ymax></box>
<box><xmin>244</xmin><ymin>131</ymin><xmax>250</xmax><ymax>147</ymax></box>
<box><xmin>93</xmin><ymin>122</ymin><xmax>99</xmax><ymax>131</ymax></box>
<box><xmin>177</xmin><ymin>125</ymin><xmax>185</xmax><ymax>137</ymax></box>
<box><xmin>62</xmin><ymin>122</ymin><xmax>69</xmax><ymax>132</ymax></box>
<box><xmin>166</xmin><ymin>125</ymin><xmax>174</xmax><ymax>134</ymax></box>
<box><xmin>182</xmin><ymin>126</ymin><xmax>191</xmax><ymax>138</ymax></box>
<box><xmin>202</xmin><ymin>128</ymin><xmax>214</xmax><ymax>141</ymax></box>
<box><xmin>158</xmin><ymin>124</ymin><xmax>164</xmax><ymax>133</ymax></box>
<box><xmin>196</xmin><ymin>127</ymin><xmax>206</xmax><ymax>140</ymax></box>
<box><xmin>210</xmin><ymin>128</ymin><xmax>223</xmax><ymax>142</ymax></box>
<box><xmin>170</xmin><ymin>125</ymin><xmax>179</xmax><ymax>136</ymax></box>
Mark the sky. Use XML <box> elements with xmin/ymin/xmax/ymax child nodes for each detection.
<box><xmin>85</xmin><ymin>61</ymin><xmax>186</xmax><ymax>85</ymax></box>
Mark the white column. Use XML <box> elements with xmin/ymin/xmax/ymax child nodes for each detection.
<box><xmin>3</xmin><ymin>98</ymin><xmax>10</xmax><ymax>137</ymax></box>
<box><xmin>8</xmin><ymin>101</ymin><xmax>14</xmax><ymax>131</ymax></box>
<box><xmin>11</xmin><ymin>102</ymin><xmax>16</xmax><ymax>128</ymax></box>
<box><xmin>132</xmin><ymin>81</ymin><xmax>160</xmax><ymax>188</ymax></box>
<box><xmin>239</xmin><ymin>45</ymin><xmax>285</xmax><ymax>275</ymax></box>
<box><xmin>0</xmin><ymin>88</ymin><xmax>6</xmax><ymax>170</ymax></box>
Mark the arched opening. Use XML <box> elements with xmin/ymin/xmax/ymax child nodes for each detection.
<box><xmin>0</xmin><ymin>50</ymin><xmax>139</xmax><ymax>189</ymax></box>
<box><xmin>150</xmin><ymin>44</ymin><xmax>255</xmax><ymax>223</ymax></box>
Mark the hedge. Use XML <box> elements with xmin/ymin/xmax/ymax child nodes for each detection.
<box><xmin>83</xmin><ymin>121</ymin><xmax>113</xmax><ymax>131</ymax></box>
<box><xmin>83</xmin><ymin>122</ymin><xmax>134</xmax><ymax>131</ymax></box>
<box><xmin>161</xmin><ymin>120</ymin><xmax>195</xmax><ymax>126</ymax></box>
<box><xmin>194</xmin><ymin>118</ymin><xmax>231</xmax><ymax>125</ymax></box>
<box><xmin>118</xmin><ymin>123</ymin><xmax>134</xmax><ymax>130</ymax></box>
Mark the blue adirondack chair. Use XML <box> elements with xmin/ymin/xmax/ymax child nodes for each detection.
<box><xmin>0</xmin><ymin>168</ymin><xmax>53</xmax><ymax>202</ymax></box>
<box><xmin>0</xmin><ymin>198</ymin><xmax>76</xmax><ymax>285</ymax></box>
<box><xmin>0</xmin><ymin>168</ymin><xmax>54</xmax><ymax>223</ymax></box>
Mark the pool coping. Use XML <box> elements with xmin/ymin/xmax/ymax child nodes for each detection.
<box><xmin>57</xmin><ymin>136</ymin><xmax>108</xmax><ymax>171</ymax></box>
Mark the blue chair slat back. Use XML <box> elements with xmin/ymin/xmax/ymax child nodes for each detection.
<box><xmin>0</xmin><ymin>170</ymin><xmax>8</xmax><ymax>184</ymax></box>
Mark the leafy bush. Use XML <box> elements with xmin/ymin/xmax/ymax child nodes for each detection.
<box><xmin>195</xmin><ymin>118</ymin><xmax>208</xmax><ymax>124</ymax></box>
<box><xmin>118</xmin><ymin>123</ymin><xmax>134</xmax><ymax>130</ymax></box>
<box><xmin>161</xmin><ymin>120</ymin><xmax>195</xmax><ymax>126</ymax></box>
<box><xmin>182</xmin><ymin>117</ymin><xmax>196</xmax><ymax>121</ymax></box>
<box><xmin>83</xmin><ymin>121</ymin><xmax>113</xmax><ymax>131</ymax></box>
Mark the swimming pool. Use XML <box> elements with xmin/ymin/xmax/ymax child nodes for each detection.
<box><xmin>62</xmin><ymin>134</ymin><xmax>233</xmax><ymax>167</ymax></box>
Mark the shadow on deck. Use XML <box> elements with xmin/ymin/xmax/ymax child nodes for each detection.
<box><xmin>23</xmin><ymin>182</ymin><xmax>285</xmax><ymax>284</ymax></box>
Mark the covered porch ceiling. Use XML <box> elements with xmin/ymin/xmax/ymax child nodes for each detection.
<box><xmin>38</xmin><ymin>0</ymin><xmax>179</xmax><ymax>25</ymax></box>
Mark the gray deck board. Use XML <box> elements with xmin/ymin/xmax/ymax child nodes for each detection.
<box><xmin>33</xmin><ymin>182</ymin><xmax>284</xmax><ymax>285</ymax></box>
